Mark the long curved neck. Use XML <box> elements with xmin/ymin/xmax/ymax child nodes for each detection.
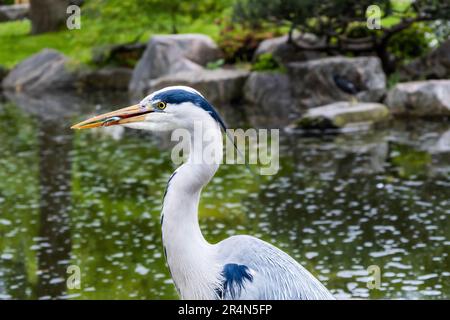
<box><xmin>161</xmin><ymin>118</ymin><xmax>223</xmax><ymax>299</ymax></box>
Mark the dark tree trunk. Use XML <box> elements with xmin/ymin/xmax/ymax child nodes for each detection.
<box><xmin>170</xmin><ymin>7</ymin><xmax>178</xmax><ymax>34</ymax></box>
<box><xmin>376</xmin><ymin>42</ymin><xmax>396</xmax><ymax>75</ymax></box>
<box><xmin>30</xmin><ymin>0</ymin><xmax>70</xmax><ymax>35</ymax></box>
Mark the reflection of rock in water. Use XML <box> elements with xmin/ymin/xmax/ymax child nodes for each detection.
<box><xmin>284</xmin><ymin>131</ymin><xmax>390</xmax><ymax>177</ymax></box>
<box><xmin>334</xmin><ymin>135</ymin><xmax>389</xmax><ymax>177</ymax></box>
<box><xmin>287</xmin><ymin>120</ymin><xmax>450</xmax><ymax>179</ymax></box>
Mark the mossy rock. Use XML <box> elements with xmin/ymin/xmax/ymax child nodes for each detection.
<box><xmin>294</xmin><ymin>101</ymin><xmax>390</xmax><ymax>130</ymax></box>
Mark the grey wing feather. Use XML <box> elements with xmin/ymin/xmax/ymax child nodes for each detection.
<box><xmin>215</xmin><ymin>235</ymin><xmax>335</xmax><ymax>300</ymax></box>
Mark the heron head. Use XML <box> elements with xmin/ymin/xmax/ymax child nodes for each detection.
<box><xmin>71</xmin><ymin>86</ymin><xmax>226</xmax><ymax>132</ymax></box>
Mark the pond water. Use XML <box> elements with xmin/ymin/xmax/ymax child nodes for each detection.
<box><xmin>0</xmin><ymin>92</ymin><xmax>448</xmax><ymax>300</ymax></box>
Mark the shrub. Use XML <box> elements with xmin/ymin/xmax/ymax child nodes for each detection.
<box><xmin>251</xmin><ymin>53</ymin><xmax>283</xmax><ymax>72</ymax></box>
<box><xmin>388</xmin><ymin>23</ymin><xmax>434</xmax><ymax>62</ymax></box>
<box><xmin>206</xmin><ymin>58</ymin><xmax>225</xmax><ymax>70</ymax></box>
<box><xmin>216</xmin><ymin>18</ymin><xmax>280</xmax><ymax>63</ymax></box>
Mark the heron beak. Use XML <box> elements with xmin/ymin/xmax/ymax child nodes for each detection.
<box><xmin>71</xmin><ymin>104</ymin><xmax>153</xmax><ymax>130</ymax></box>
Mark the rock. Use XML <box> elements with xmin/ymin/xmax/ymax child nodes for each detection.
<box><xmin>288</xmin><ymin>56</ymin><xmax>386</xmax><ymax>109</ymax></box>
<box><xmin>129</xmin><ymin>34</ymin><xmax>222</xmax><ymax>95</ymax></box>
<box><xmin>294</xmin><ymin>101</ymin><xmax>390</xmax><ymax>130</ymax></box>
<box><xmin>2</xmin><ymin>49</ymin><xmax>78</xmax><ymax>93</ymax></box>
<box><xmin>399</xmin><ymin>39</ymin><xmax>450</xmax><ymax>80</ymax></box>
<box><xmin>253</xmin><ymin>32</ymin><xmax>325</xmax><ymax>65</ymax></box>
<box><xmin>148</xmin><ymin>69</ymin><xmax>249</xmax><ymax>106</ymax></box>
<box><xmin>244</xmin><ymin>71</ymin><xmax>297</xmax><ymax>123</ymax></box>
<box><xmin>79</xmin><ymin>67</ymin><xmax>132</xmax><ymax>91</ymax></box>
<box><xmin>356</xmin><ymin>88</ymin><xmax>386</xmax><ymax>104</ymax></box>
<box><xmin>385</xmin><ymin>80</ymin><xmax>450</xmax><ymax>116</ymax></box>
<box><xmin>0</xmin><ymin>4</ymin><xmax>29</xmax><ymax>22</ymax></box>
<box><xmin>2</xmin><ymin>49</ymin><xmax>133</xmax><ymax>93</ymax></box>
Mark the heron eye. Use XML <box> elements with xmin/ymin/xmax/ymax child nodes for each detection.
<box><xmin>156</xmin><ymin>101</ymin><xmax>166</xmax><ymax>110</ymax></box>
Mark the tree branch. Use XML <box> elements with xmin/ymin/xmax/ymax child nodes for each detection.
<box><xmin>289</xmin><ymin>41</ymin><xmax>374</xmax><ymax>52</ymax></box>
<box><xmin>380</xmin><ymin>15</ymin><xmax>435</xmax><ymax>44</ymax></box>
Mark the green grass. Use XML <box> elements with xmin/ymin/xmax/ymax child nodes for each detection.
<box><xmin>0</xmin><ymin>0</ymin><xmax>432</xmax><ymax>69</ymax></box>
<box><xmin>0</xmin><ymin>1</ymin><xmax>222</xmax><ymax>68</ymax></box>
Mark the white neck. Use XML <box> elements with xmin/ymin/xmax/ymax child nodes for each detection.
<box><xmin>161</xmin><ymin>117</ymin><xmax>223</xmax><ymax>299</ymax></box>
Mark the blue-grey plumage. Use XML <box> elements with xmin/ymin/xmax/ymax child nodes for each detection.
<box><xmin>71</xmin><ymin>85</ymin><xmax>335</xmax><ymax>300</ymax></box>
<box><xmin>332</xmin><ymin>74</ymin><xmax>359</xmax><ymax>95</ymax></box>
<box><xmin>216</xmin><ymin>235</ymin><xmax>334</xmax><ymax>300</ymax></box>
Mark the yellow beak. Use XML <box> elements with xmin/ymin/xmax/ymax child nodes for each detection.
<box><xmin>71</xmin><ymin>104</ymin><xmax>153</xmax><ymax>130</ymax></box>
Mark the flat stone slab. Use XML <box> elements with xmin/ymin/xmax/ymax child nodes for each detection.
<box><xmin>294</xmin><ymin>101</ymin><xmax>390</xmax><ymax>130</ymax></box>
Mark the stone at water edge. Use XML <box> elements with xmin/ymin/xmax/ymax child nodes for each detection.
<box><xmin>2</xmin><ymin>49</ymin><xmax>78</xmax><ymax>93</ymax></box>
<box><xmin>385</xmin><ymin>80</ymin><xmax>450</xmax><ymax>116</ymax></box>
<box><xmin>1</xmin><ymin>48</ymin><xmax>134</xmax><ymax>93</ymax></box>
<box><xmin>294</xmin><ymin>101</ymin><xmax>390</xmax><ymax>130</ymax></box>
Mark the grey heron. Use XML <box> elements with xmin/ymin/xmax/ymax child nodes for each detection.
<box><xmin>71</xmin><ymin>86</ymin><xmax>335</xmax><ymax>300</ymax></box>
<box><xmin>333</xmin><ymin>74</ymin><xmax>359</xmax><ymax>104</ymax></box>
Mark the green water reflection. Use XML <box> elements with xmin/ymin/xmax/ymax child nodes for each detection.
<box><xmin>0</xmin><ymin>94</ymin><xmax>448</xmax><ymax>299</ymax></box>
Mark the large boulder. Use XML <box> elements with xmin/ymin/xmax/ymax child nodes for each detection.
<box><xmin>0</xmin><ymin>4</ymin><xmax>28</xmax><ymax>22</ymax></box>
<box><xmin>244</xmin><ymin>71</ymin><xmax>297</xmax><ymax>123</ymax></box>
<box><xmin>253</xmin><ymin>32</ymin><xmax>325</xmax><ymax>65</ymax></box>
<box><xmin>399</xmin><ymin>39</ymin><xmax>450</xmax><ymax>81</ymax></box>
<box><xmin>385</xmin><ymin>80</ymin><xmax>450</xmax><ymax>116</ymax></box>
<box><xmin>2</xmin><ymin>49</ymin><xmax>78</xmax><ymax>93</ymax></box>
<box><xmin>294</xmin><ymin>101</ymin><xmax>390</xmax><ymax>130</ymax></box>
<box><xmin>288</xmin><ymin>56</ymin><xmax>386</xmax><ymax>109</ymax></box>
<box><xmin>129</xmin><ymin>34</ymin><xmax>222</xmax><ymax>95</ymax></box>
<box><xmin>148</xmin><ymin>69</ymin><xmax>249</xmax><ymax>106</ymax></box>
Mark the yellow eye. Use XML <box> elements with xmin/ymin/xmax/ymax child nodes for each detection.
<box><xmin>156</xmin><ymin>101</ymin><xmax>166</xmax><ymax>110</ymax></box>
